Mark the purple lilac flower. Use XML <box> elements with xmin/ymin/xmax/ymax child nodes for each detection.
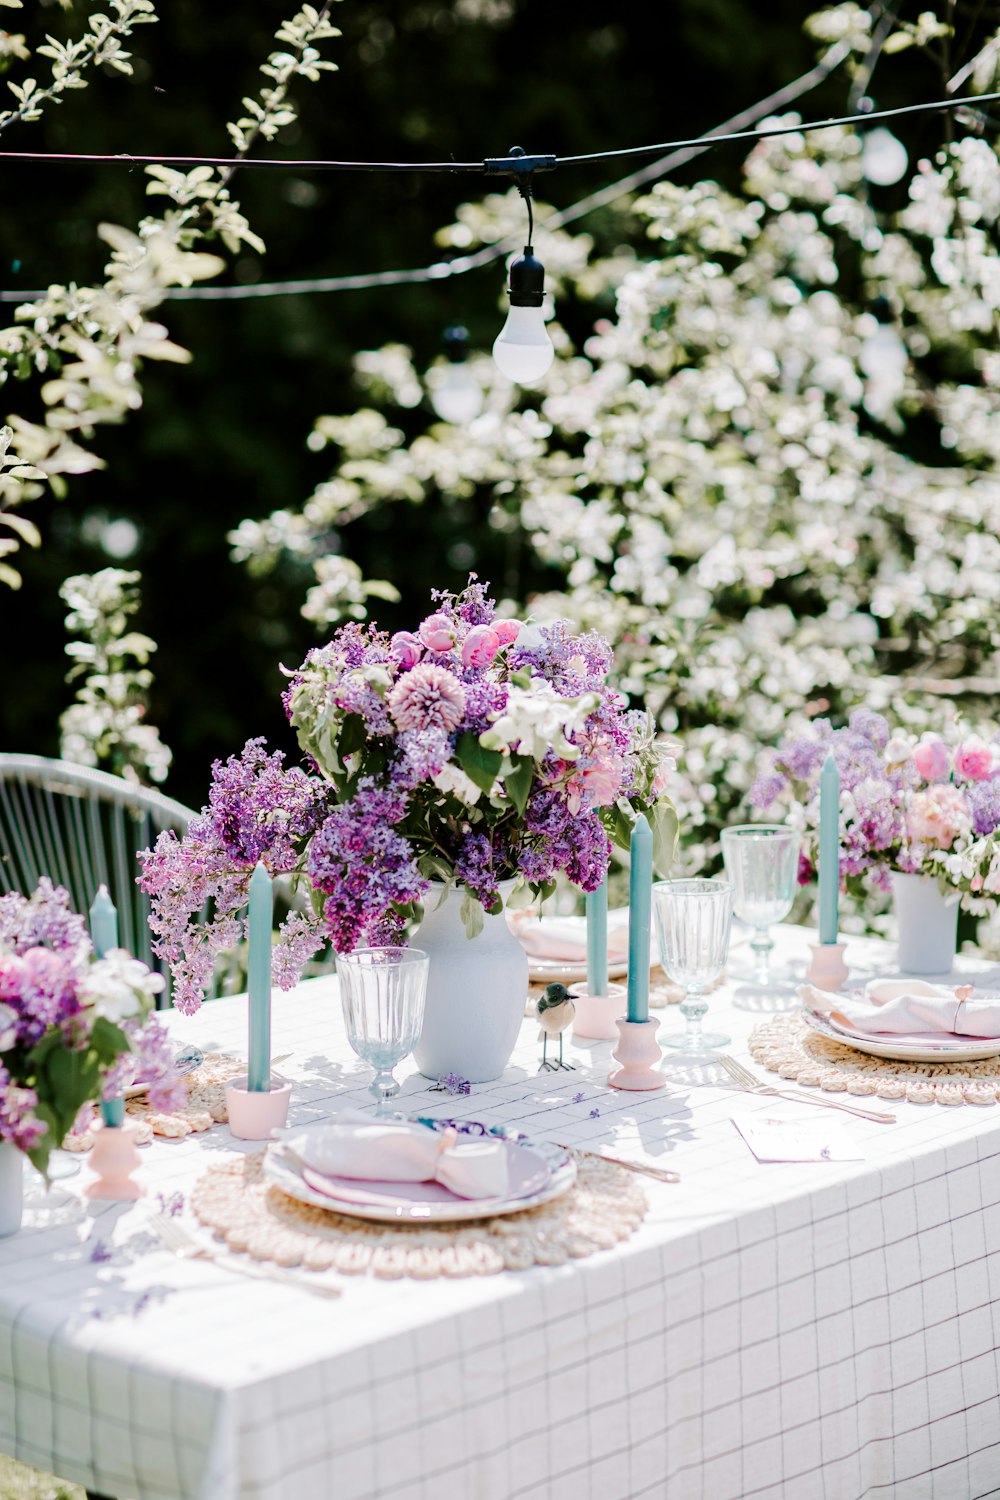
<box><xmin>432</xmin><ymin>1072</ymin><xmax>472</xmax><ymax>1096</ymax></box>
<box><xmin>848</xmin><ymin>708</ymin><xmax>890</xmax><ymax>751</ymax></box>
<box><xmin>89</xmin><ymin>1240</ymin><xmax>113</xmax><ymax>1264</ymax></box>
<box><xmin>518</xmin><ymin>788</ymin><xmax>610</xmax><ymax>892</ymax></box>
<box><xmin>0</xmin><ymin>947</ymin><xmax>82</xmax><ymax>1046</ymax></box>
<box><xmin>271</xmin><ymin>908</ymin><xmax>326</xmax><ymax>991</ymax></box>
<box><xmin>307</xmin><ymin>780</ymin><xmax>427</xmax><ymax>952</ymax></box>
<box><xmin>155</xmin><ymin>1191</ymin><xmax>184</xmax><ymax>1218</ymax></box>
<box><xmin>103</xmin><ymin>1017</ymin><xmax>185</xmax><ymax>1112</ymax></box>
<box><xmin>573</xmin><ymin>1091</ymin><xmax>585</xmax><ymax>1104</ymax></box>
<box><xmin>966</xmin><ymin>778</ymin><xmax>1000</xmax><ymax>838</ymax></box>
<box><xmin>749</xmin><ymin>770</ymin><xmax>788</xmax><ymax>810</ymax></box>
<box><xmin>0</xmin><ymin>1063</ymin><xmax>44</xmax><ymax>1152</ymax></box>
<box><xmin>204</xmin><ymin>738</ymin><xmax>327</xmax><ymax>871</ymax></box>
<box><xmin>589</xmin><ymin>1108</ymin><xmax>601</xmax><ymax>1119</ymax></box>
<box><xmin>454</xmin><ymin>578</ymin><xmax>494</xmax><ymax>626</ymax></box>
<box><xmin>453</xmin><ymin>832</ymin><xmax>503</xmax><ymax>912</ymax></box>
<box><xmin>395</xmin><ymin>727</ymin><xmax>451</xmax><ymax>787</ymax></box>
<box><xmin>0</xmin><ymin>878</ymin><xmax>90</xmax><ymax>962</ymax></box>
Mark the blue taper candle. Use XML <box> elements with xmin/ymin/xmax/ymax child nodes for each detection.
<box><xmin>247</xmin><ymin>861</ymin><xmax>273</xmax><ymax>1093</ymax></box>
<box><xmin>90</xmin><ymin>886</ymin><xmax>125</xmax><ymax>1127</ymax></box>
<box><xmin>586</xmin><ymin>881</ymin><xmax>608</xmax><ymax>996</ymax></box>
<box><xmin>818</xmin><ymin>752</ymin><xmax>840</xmax><ymax>945</ymax></box>
<box><xmin>626</xmin><ymin>814</ymin><xmax>653</xmax><ymax>1023</ymax></box>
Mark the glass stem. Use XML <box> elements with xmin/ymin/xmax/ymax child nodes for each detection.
<box><xmin>750</xmin><ymin>930</ymin><xmax>774</xmax><ymax>985</ymax></box>
<box><xmin>681</xmin><ymin>987</ymin><xmax>707</xmax><ymax>1041</ymax></box>
<box><xmin>370</xmin><ymin>1069</ymin><xmax>400</xmax><ymax>1116</ymax></box>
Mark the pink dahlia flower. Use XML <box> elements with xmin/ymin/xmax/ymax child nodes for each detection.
<box><xmin>462</xmin><ymin>624</ymin><xmax>501</xmax><ymax>670</ymax></box>
<box><xmin>954</xmin><ymin>737</ymin><xmax>993</xmax><ymax>782</ymax></box>
<box><xmin>387</xmin><ymin>662</ymin><xmax>466</xmax><ymax>734</ymax></box>
<box><xmin>912</xmin><ymin>737</ymin><xmax>950</xmax><ymax>782</ymax></box>
<box><xmin>418</xmin><ymin>612</ymin><xmax>457</xmax><ymax>653</ymax></box>
<box><xmin>906</xmin><ymin>784</ymin><xmax>971</xmax><ymax>849</ymax></box>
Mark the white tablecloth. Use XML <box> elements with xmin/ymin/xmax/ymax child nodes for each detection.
<box><xmin>3</xmin><ymin>927</ymin><xmax>1000</xmax><ymax>1500</ymax></box>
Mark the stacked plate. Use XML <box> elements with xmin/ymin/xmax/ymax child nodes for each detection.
<box><xmin>801</xmin><ymin>1005</ymin><xmax>1000</xmax><ymax>1064</ymax></box>
<box><xmin>264</xmin><ymin>1126</ymin><xmax>577</xmax><ymax>1223</ymax></box>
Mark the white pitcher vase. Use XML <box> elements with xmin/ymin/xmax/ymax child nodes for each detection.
<box><xmin>0</xmin><ymin>1142</ymin><xmax>24</xmax><ymax>1238</ymax></box>
<box><xmin>891</xmin><ymin>872</ymin><xmax>959</xmax><ymax>975</ymax></box>
<box><xmin>412</xmin><ymin>881</ymin><xmax>528</xmax><ymax>1084</ymax></box>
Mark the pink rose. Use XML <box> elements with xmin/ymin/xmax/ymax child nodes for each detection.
<box><xmin>493</xmin><ymin>619</ymin><xmax>520</xmax><ymax>647</ymax></box>
<box><xmin>906</xmin><ymin>785</ymin><xmax>971</xmax><ymax>850</ymax></box>
<box><xmin>461</xmin><ymin>624</ymin><xmax>501</xmax><ymax>670</ymax></box>
<box><xmin>954</xmin><ymin>737</ymin><xmax>993</xmax><ymax>782</ymax></box>
<box><xmin>389</xmin><ymin>631</ymin><xmax>423</xmax><ymax>671</ymax></box>
<box><xmin>912</xmin><ymin>737</ymin><xmax>950</xmax><ymax>783</ymax></box>
<box><xmin>418</xmin><ymin>612</ymin><xmax>457</xmax><ymax>653</ymax></box>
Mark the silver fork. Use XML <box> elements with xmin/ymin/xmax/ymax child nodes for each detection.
<box><xmin>719</xmin><ymin>1056</ymin><xmax>896</xmax><ymax>1124</ymax></box>
<box><xmin>151</xmin><ymin>1215</ymin><xmax>341</xmax><ymax>1298</ymax></box>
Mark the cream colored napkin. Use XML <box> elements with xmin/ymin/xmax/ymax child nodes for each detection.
<box><xmin>508</xmin><ymin>909</ymin><xmax>629</xmax><ymax>962</ymax></box>
<box><xmin>284</xmin><ymin>1113</ymin><xmax>510</xmax><ymax>1199</ymax></box>
<box><xmin>799</xmin><ymin>978</ymin><xmax>1000</xmax><ymax>1039</ymax></box>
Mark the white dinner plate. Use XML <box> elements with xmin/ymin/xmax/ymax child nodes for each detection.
<box><xmin>801</xmin><ymin>1008</ymin><xmax>1000</xmax><ymax>1064</ymax></box>
<box><xmin>264</xmin><ymin>1125</ymin><xmax>576</xmax><ymax>1223</ymax></box>
<box><xmin>528</xmin><ymin>956</ymin><xmax>629</xmax><ymax>985</ymax></box>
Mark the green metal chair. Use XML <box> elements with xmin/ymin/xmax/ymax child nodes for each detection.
<box><xmin>0</xmin><ymin>753</ymin><xmax>196</xmax><ymax>1000</ymax></box>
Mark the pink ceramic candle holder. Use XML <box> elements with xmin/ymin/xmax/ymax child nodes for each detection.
<box><xmin>225</xmin><ymin>1075</ymin><xmax>292</xmax><ymax>1141</ymax></box>
<box><xmin>570</xmin><ymin>981</ymin><xmax>627</xmax><ymax>1041</ymax></box>
<box><xmin>608</xmin><ymin>1017</ymin><xmax>665</xmax><ymax>1091</ymax></box>
<box><xmin>85</xmin><ymin>1121</ymin><xmax>144</xmax><ymax>1201</ymax></box>
<box><xmin>806</xmin><ymin>941</ymin><xmax>849</xmax><ymax>992</ymax></box>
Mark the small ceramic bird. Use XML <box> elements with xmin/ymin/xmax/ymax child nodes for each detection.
<box><xmin>537</xmin><ymin>982</ymin><xmax>576</xmax><ymax>1072</ymax></box>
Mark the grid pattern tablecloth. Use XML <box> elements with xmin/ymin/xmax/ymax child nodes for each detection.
<box><xmin>3</xmin><ymin>927</ymin><xmax>1000</xmax><ymax>1500</ymax></box>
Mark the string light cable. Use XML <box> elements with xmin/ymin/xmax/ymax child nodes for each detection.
<box><xmin>0</xmin><ymin>78</ymin><xmax>995</xmax><ymax>308</ymax></box>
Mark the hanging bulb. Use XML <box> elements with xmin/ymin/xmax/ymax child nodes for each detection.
<box><xmin>861</xmin><ymin>126</ymin><xmax>909</xmax><ymax>186</ymax></box>
<box><xmin>429</xmin><ymin>326</ymin><xmax>483</xmax><ymax>424</ymax></box>
<box><xmin>492</xmin><ymin>245</ymin><xmax>554</xmax><ymax>386</ymax></box>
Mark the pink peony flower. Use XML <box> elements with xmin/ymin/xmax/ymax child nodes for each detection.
<box><xmin>418</xmin><ymin>613</ymin><xmax>457</xmax><ymax>653</ymax></box>
<box><xmin>906</xmin><ymin>784</ymin><xmax>971</xmax><ymax>850</ymax></box>
<box><xmin>387</xmin><ymin>662</ymin><xmax>466</xmax><ymax>734</ymax></box>
<box><xmin>389</xmin><ymin>631</ymin><xmax>423</xmax><ymax>671</ymax></box>
<box><xmin>462</xmin><ymin>624</ymin><xmax>501</xmax><ymax>670</ymax></box>
<box><xmin>912</xmin><ymin>737</ymin><xmax>950</xmax><ymax>782</ymax></box>
<box><xmin>566</xmin><ymin>761</ymin><xmax>622</xmax><ymax>814</ymax></box>
<box><xmin>954</xmin><ymin>737</ymin><xmax>993</xmax><ymax>782</ymax></box>
<box><xmin>493</xmin><ymin>619</ymin><xmax>520</xmax><ymax>647</ymax></box>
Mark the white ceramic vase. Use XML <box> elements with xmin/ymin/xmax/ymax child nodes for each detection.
<box><xmin>0</xmin><ymin>1142</ymin><xmax>24</xmax><ymax>1238</ymax></box>
<box><xmin>412</xmin><ymin>882</ymin><xmax>528</xmax><ymax>1084</ymax></box>
<box><xmin>891</xmin><ymin>872</ymin><xmax>958</xmax><ymax>975</ymax></box>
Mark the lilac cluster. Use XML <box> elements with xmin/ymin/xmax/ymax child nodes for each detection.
<box><xmin>307</xmin><ymin>780</ymin><xmax>427</xmax><ymax>952</ymax></box>
<box><xmin>0</xmin><ymin>1063</ymin><xmax>43</xmax><ymax>1152</ymax></box>
<box><xmin>518</xmin><ymin>788</ymin><xmax>610</xmax><ymax>891</ymax></box>
<box><xmin>204</xmin><ymin>737</ymin><xmax>327</xmax><ymax>871</ymax></box>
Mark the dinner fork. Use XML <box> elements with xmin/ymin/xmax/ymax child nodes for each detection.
<box><xmin>151</xmin><ymin>1215</ymin><xmax>341</xmax><ymax>1298</ymax></box>
<box><xmin>719</xmin><ymin>1056</ymin><xmax>896</xmax><ymax>1124</ymax></box>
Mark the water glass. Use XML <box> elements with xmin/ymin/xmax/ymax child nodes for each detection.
<box><xmin>654</xmin><ymin>879</ymin><xmax>733</xmax><ymax>1053</ymax></box>
<box><xmin>720</xmin><ymin>825</ymin><xmax>799</xmax><ymax>985</ymax></box>
<box><xmin>336</xmin><ymin>947</ymin><xmax>429</xmax><ymax>1115</ymax></box>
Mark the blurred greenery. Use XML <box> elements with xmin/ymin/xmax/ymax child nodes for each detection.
<box><xmin>0</xmin><ymin>0</ymin><xmax>924</xmax><ymax>807</ymax></box>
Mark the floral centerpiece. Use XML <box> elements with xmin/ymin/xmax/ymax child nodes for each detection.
<box><xmin>140</xmin><ymin>580</ymin><xmax>677</xmax><ymax>1014</ymax></box>
<box><xmin>0</xmin><ymin>879</ymin><xmax>182</xmax><ymax>1175</ymax></box>
<box><xmin>750</xmin><ymin>710</ymin><xmax>1000</xmax><ymax>913</ymax></box>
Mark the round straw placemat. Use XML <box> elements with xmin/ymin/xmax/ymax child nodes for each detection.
<box><xmin>749</xmin><ymin>1013</ymin><xmax>1000</xmax><ymax>1106</ymax></box>
<box><xmin>64</xmin><ymin>1054</ymin><xmax>245</xmax><ymax>1150</ymax></box>
<box><xmin>191</xmin><ymin>1148</ymin><xmax>647</xmax><ymax>1278</ymax></box>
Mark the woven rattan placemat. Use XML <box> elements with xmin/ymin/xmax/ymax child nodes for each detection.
<box><xmin>750</xmin><ymin>1013</ymin><xmax>1000</xmax><ymax>1106</ymax></box>
<box><xmin>191</xmin><ymin>1147</ymin><xmax>647</xmax><ymax>1278</ymax></box>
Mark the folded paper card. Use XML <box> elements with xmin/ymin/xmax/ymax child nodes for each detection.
<box><xmin>509</xmin><ymin>909</ymin><xmax>630</xmax><ymax>963</ymax></box>
<box><xmin>799</xmin><ymin>978</ymin><xmax>1000</xmax><ymax>1040</ymax></box>
<box><xmin>282</xmin><ymin>1113</ymin><xmax>511</xmax><ymax>1200</ymax></box>
<box><xmin>733</xmin><ymin>1115</ymin><xmax>864</xmax><ymax>1163</ymax></box>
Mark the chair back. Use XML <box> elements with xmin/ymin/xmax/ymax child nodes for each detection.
<box><xmin>0</xmin><ymin>754</ymin><xmax>195</xmax><ymax>998</ymax></box>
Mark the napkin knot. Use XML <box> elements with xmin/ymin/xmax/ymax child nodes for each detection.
<box><xmin>283</xmin><ymin>1113</ymin><xmax>511</xmax><ymax>1200</ymax></box>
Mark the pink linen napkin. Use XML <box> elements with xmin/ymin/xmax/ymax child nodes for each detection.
<box><xmin>508</xmin><ymin>909</ymin><xmax>629</xmax><ymax>963</ymax></box>
<box><xmin>799</xmin><ymin>978</ymin><xmax>1000</xmax><ymax>1040</ymax></box>
<box><xmin>283</xmin><ymin>1113</ymin><xmax>510</xmax><ymax>1199</ymax></box>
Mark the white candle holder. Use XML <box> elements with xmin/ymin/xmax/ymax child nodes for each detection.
<box><xmin>805</xmin><ymin>942</ymin><xmax>849</xmax><ymax>991</ymax></box>
<box><xmin>85</xmin><ymin>1121</ymin><xmax>144</xmax><ymax>1200</ymax></box>
<box><xmin>225</xmin><ymin>1075</ymin><xmax>292</xmax><ymax>1140</ymax></box>
<box><xmin>608</xmin><ymin>1018</ymin><xmax>665</xmax><ymax>1091</ymax></box>
<box><xmin>569</xmin><ymin>981</ymin><xmax>627</xmax><ymax>1041</ymax></box>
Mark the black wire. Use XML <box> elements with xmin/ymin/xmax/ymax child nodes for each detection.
<box><xmin>0</xmin><ymin>91</ymin><xmax>994</xmax><ymax>176</ymax></box>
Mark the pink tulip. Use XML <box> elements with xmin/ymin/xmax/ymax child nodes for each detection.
<box><xmin>389</xmin><ymin>631</ymin><xmax>423</xmax><ymax>670</ymax></box>
<box><xmin>954</xmin><ymin>737</ymin><xmax>993</xmax><ymax>782</ymax></box>
<box><xmin>493</xmin><ymin>619</ymin><xmax>521</xmax><ymax>647</ymax></box>
<box><xmin>912</xmin><ymin>737</ymin><xmax>950</xmax><ymax>782</ymax></box>
<box><xmin>461</xmin><ymin>625</ymin><xmax>501</xmax><ymax>669</ymax></box>
<box><xmin>418</xmin><ymin>612</ymin><xmax>457</xmax><ymax>653</ymax></box>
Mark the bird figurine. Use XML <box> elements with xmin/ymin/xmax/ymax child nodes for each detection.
<box><xmin>537</xmin><ymin>983</ymin><xmax>576</xmax><ymax>1072</ymax></box>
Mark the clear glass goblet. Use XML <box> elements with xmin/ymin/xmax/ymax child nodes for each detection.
<box><xmin>654</xmin><ymin>878</ymin><xmax>734</xmax><ymax>1053</ymax></box>
<box><xmin>336</xmin><ymin>947</ymin><xmax>429</xmax><ymax>1115</ymax></box>
<box><xmin>720</xmin><ymin>824</ymin><xmax>799</xmax><ymax>985</ymax></box>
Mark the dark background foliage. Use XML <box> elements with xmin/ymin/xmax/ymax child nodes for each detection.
<box><xmin>0</xmin><ymin>0</ymin><xmax>922</xmax><ymax>808</ymax></box>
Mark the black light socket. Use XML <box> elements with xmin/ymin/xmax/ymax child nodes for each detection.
<box><xmin>507</xmin><ymin>245</ymin><xmax>545</xmax><ymax>308</ymax></box>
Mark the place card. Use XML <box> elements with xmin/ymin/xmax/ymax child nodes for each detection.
<box><xmin>732</xmin><ymin>1115</ymin><xmax>865</xmax><ymax>1164</ymax></box>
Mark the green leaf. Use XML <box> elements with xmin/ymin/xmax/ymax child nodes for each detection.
<box><xmin>650</xmin><ymin>800</ymin><xmax>679</xmax><ymax>877</ymax></box>
<box><xmin>90</xmin><ymin>1015</ymin><xmax>130</xmax><ymax>1064</ymax></box>
<box><xmin>457</xmin><ymin>733</ymin><xmax>503</xmax><ymax>795</ymax></box>
<box><xmin>339</xmin><ymin>713</ymin><xmax>367</xmax><ymax>759</ymax></box>
<box><xmin>505</xmin><ymin>754</ymin><xmax>534</xmax><ymax>817</ymax></box>
<box><xmin>459</xmin><ymin>890</ymin><xmax>485</xmax><ymax>939</ymax></box>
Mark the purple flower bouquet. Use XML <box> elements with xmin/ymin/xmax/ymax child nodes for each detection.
<box><xmin>140</xmin><ymin>580</ymin><xmax>677</xmax><ymax>1013</ymax></box>
<box><xmin>0</xmin><ymin>879</ymin><xmax>182</xmax><ymax>1174</ymax></box>
<box><xmin>751</xmin><ymin>710</ymin><xmax>1000</xmax><ymax>910</ymax></box>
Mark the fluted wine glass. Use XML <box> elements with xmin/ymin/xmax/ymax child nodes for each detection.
<box><xmin>720</xmin><ymin>825</ymin><xmax>799</xmax><ymax>986</ymax></box>
<box><xmin>654</xmin><ymin>878</ymin><xmax>734</xmax><ymax>1053</ymax></box>
<box><xmin>336</xmin><ymin>947</ymin><xmax>429</xmax><ymax>1115</ymax></box>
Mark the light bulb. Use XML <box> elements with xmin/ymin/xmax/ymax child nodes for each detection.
<box><xmin>492</xmin><ymin>245</ymin><xmax>554</xmax><ymax>386</ymax></box>
<box><xmin>862</xmin><ymin>127</ymin><xmax>909</xmax><ymax>186</ymax></box>
<box><xmin>431</xmin><ymin>363</ymin><xmax>484</xmax><ymax>424</ymax></box>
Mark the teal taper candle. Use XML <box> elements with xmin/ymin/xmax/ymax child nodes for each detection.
<box><xmin>626</xmin><ymin>814</ymin><xmax>653</xmax><ymax>1023</ymax></box>
<box><xmin>247</xmin><ymin>862</ymin><xmax>273</xmax><ymax>1093</ymax></box>
<box><xmin>818</xmin><ymin>752</ymin><xmax>840</xmax><ymax>945</ymax></box>
<box><xmin>89</xmin><ymin>885</ymin><xmax>118</xmax><ymax>958</ymax></box>
<box><xmin>586</xmin><ymin>881</ymin><xmax>608</xmax><ymax>996</ymax></box>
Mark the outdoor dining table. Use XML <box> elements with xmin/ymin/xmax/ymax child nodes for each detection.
<box><xmin>2</xmin><ymin>924</ymin><xmax>1000</xmax><ymax>1500</ymax></box>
